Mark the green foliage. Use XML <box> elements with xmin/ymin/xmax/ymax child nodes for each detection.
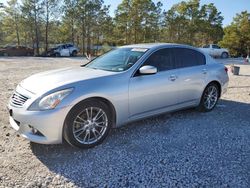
<box><xmin>219</xmin><ymin>11</ymin><xmax>250</xmax><ymax>57</ymax></box>
<box><xmin>114</xmin><ymin>0</ymin><xmax>163</xmax><ymax>45</ymax></box>
<box><xmin>163</xmin><ymin>0</ymin><xmax>223</xmax><ymax>46</ymax></box>
<box><xmin>1</xmin><ymin>0</ymin><xmax>21</xmax><ymax>45</ymax></box>
<box><xmin>0</xmin><ymin>0</ymin><xmax>247</xmax><ymax>56</ymax></box>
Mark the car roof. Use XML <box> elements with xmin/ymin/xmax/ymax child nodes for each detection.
<box><xmin>120</xmin><ymin>43</ymin><xmax>196</xmax><ymax>50</ymax></box>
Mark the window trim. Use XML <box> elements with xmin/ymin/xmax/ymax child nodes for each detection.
<box><xmin>131</xmin><ymin>46</ymin><xmax>206</xmax><ymax>77</ymax></box>
<box><xmin>131</xmin><ymin>46</ymin><xmax>171</xmax><ymax>77</ymax></box>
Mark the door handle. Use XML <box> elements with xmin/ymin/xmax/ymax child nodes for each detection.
<box><xmin>202</xmin><ymin>69</ymin><xmax>207</xmax><ymax>74</ymax></box>
<box><xmin>169</xmin><ymin>75</ymin><xmax>177</xmax><ymax>81</ymax></box>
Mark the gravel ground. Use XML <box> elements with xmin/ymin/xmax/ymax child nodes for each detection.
<box><xmin>0</xmin><ymin>57</ymin><xmax>249</xmax><ymax>187</ymax></box>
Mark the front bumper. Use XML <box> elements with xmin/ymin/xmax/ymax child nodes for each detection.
<box><xmin>8</xmin><ymin>103</ymin><xmax>71</xmax><ymax>144</ymax></box>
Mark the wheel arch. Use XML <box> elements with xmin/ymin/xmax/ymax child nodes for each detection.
<box><xmin>205</xmin><ymin>80</ymin><xmax>222</xmax><ymax>98</ymax></box>
<box><xmin>87</xmin><ymin>97</ymin><xmax>117</xmax><ymax>126</ymax></box>
<box><xmin>62</xmin><ymin>96</ymin><xmax>116</xmax><ymax>147</ymax></box>
<box><xmin>221</xmin><ymin>51</ymin><xmax>229</xmax><ymax>58</ymax></box>
<box><xmin>71</xmin><ymin>50</ymin><xmax>77</xmax><ymax>56</ymax></box>
<box><xmin>63</xmin><ymin>96</ymin><xmax>117</xmax><ymax>134</ymax></box>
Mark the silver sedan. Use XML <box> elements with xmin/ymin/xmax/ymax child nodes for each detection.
<box><xmin>8</xmin><ymin>43</ymin><xmax>229</xmax><ymax>148</ymax></box>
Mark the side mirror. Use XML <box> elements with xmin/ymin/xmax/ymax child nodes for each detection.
<box><xmin>139</xmin><ymin>65</ymin><xmax>157</xmax><ymax>75</ymax></box>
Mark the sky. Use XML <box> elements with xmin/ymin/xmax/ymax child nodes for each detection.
<box><xmin>1</xmin><ymin>0</ymin><xmax>250</xmax><ymax>26</ymax></box>
<box><xmin>105</xmin><ymin>0</ymin><xmax>250</xmax><ymax>26</ymax></box>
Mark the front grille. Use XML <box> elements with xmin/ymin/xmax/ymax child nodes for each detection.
<box><xmin>10</xmin><ymin>91</ymin><xmax>29</xmax><ymax>107</ymax></box>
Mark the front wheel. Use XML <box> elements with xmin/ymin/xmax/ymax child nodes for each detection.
<box><xmin>63</xmin><ymin>100</ymin><xmax>112</xmax><ymax>148</ymax></box>
<box><xmin>198</xmin><ymin>83</ymin><xmax>219</xmax><ymax>112</ymax></box>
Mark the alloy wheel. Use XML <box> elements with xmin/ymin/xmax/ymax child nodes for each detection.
<box><xmin>203</xmin><ymin>85</ymin><xmax>218</xmax><ymax>110</ymax></box>
<box><xmin>72</xmin><ymin>107</ymin><xmax>108</xmax><ymax>144</ymax></box>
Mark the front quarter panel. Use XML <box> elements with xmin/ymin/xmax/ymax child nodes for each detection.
<box><xmin>61</xmin><ymin>72</ymin><xmax>131</xmax><ymax>127</ymax></box>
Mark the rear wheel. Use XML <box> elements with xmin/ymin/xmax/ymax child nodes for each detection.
<box><xmin>198</xmin><ymin>83</ymin><xmax>219</xmax><ymax>112</ymax></box>
<box><xmin>71</xmin><ymin>51</ymin><xmax>77</xmax><ymax>57</ymax></box>
<box><xmin>221</xmin><ymin>52</ymin><xmax>229</xmax><ymax>59</ymax></box>
<box><xmin>63</xmin><ymin>100</ymin><xmax>112</xmax><ymax>148</ymax></box>
<box><xmin>55</xmin><ymin>53</ymin><xmax>60</xmax><ymax>57</ymax></box>
<box><xmin>3</xmin><ymin>52</ymin><xmax>8</xmax><ymax>56</ymax></box>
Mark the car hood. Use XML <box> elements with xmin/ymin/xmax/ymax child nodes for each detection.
<box><xmin>20</xmin><ymin>67</ymin><xmax>117</xmax><ymax>94</ymax></box>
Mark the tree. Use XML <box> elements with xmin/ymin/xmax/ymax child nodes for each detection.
<box><xmin>42</xmin><ymin>0</ymin><xmax>60</xmax><ymax>52</ymax></box>
<box><xmin>114</xmin><ymin>0</ymin><xmax>163</xmax><ymax>45</ymax></box>
<box><xmin>163</xmin><ymin>0</ymin><xmax>223</xmax><ymax>46</ymax></box>
<box><xmin>0</xmin><ymin>11</ymin><xmax>4</xmax><ymax>45</ymax></box>
<box><xmin>219</xmin><ymin>11</ymin><xmax>250</xmax><ymax>57</ymax></box>
<box><xmin>114</xmin><ymin>0</ymin><xmax>132</xmax><ymax>44</ymax></box>
<box><xmin>22</xmin><ymin>0</ymin><xmax>43</xmax><ymax>55</ymax></box>
<box><xmin>62</xmin><ymin>0</ymin><xmax>77</xmax><ymax>44</ymax></box>
<box><xmin>1</xmin><ymin>0</ymin><xmax>21</xmax><ymax>45</ymax></box>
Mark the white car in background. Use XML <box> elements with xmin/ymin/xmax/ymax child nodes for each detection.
<box><xmin>199</xmin><ymin>44</ymin><xmax>229</xmax><ymax>58</ymax></box>
<box><xmin>47</xmin><ymin>44</ymin><xmax>79</xmax><ymax>57</ymax></box>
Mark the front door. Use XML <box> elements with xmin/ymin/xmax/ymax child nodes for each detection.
<box><xmin>129</xmin><ymin>48</ymin><xmax>180</xmax><ymax>118</ymax></box>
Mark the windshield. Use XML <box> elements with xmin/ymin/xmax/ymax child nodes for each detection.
<box><xmin>86</xmin><ymin>47</ymin><xmax>148</xmax><ymax>72</ymax></box>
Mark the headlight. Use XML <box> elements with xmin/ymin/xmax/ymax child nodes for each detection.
<box><xmin>29</xmin><ymin>88</ymin><xmax>73</xmax><ymax>111</ymax></box>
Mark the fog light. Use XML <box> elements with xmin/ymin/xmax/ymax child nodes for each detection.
<box><xmin>28</xmin><ymin>125</ymin><xmax>44</xmax><ymax>136</ymax></box>
<box><xmin>29</xmin><ymin>125</ymin><xmax>37</xmax><ymax>134</ymax></box>
<box><xmin>31</xmin><ymin>127</ymin><xmax>38</xmax><ymax>134</ymax></box>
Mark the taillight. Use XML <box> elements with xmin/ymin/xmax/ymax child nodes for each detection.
<box><xmin>224</xmin><ymin>67</ymin><xmax>228</xmax><ymax>73</ymax></box>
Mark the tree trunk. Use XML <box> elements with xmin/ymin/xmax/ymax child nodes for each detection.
<box><xmin>81</xmin><ymin>23</ymin><xmax>85</xmax><ymax>56</ymax></box>
<box><xmin>34</xmin><ymin>4</ymin><xmax>39</xmax><ymax>55</ymax></box>
<box><xmin>125</xmin><ymin>22</ymin><xmax>128</xmax><ymax>44</ymax></box>
<box><xmin>96</xmin><ymin>31</ymin><xmax>100</xmax><ymax>56</ymax></box>
<box><xmin>14</xmin><ymin>14</ymin><xmax>20</xmax><ymax>46</ymax></box>
<box><xmin>87</xmin><ymin>26</ymin><xmax>91</xmax><ymax>55</ymax></box>
<box><xmin>45</xmin><ymin>0</ymin><xmax>49</xmax><ymax>52</ymax></box>
<box><xmin>71</xmin><ymin>17</ymin><xmax>74</xmax><ymax>44</ymax></box>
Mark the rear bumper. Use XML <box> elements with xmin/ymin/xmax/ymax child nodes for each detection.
<box><xmin>221</xmin><ymin>81</ymin><xmax>228</xmax><ymax>96</ymax></box>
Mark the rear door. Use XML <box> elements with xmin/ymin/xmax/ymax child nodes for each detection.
<box><xmin>172</xmin><ymin>48</ymin><xmax>207</xmax><ymax>105</ymax></box>
<box><xmin>60</xmin><ymin>45</ymin><xmax>70</xmax><ymax>56</ymax></box>
<box><xmin>212</xmin><ymin>44</ymin><xmax>222</xmax><ymax>57</ymax></box>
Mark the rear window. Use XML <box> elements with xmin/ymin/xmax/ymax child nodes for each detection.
<box><xmin>203</xmin><ymin>45</ymin><xmax>210</xmax><ymax>48</ymax></box>
<box><xmin>212</xmin><ymin>44</ymin><xmax>221</xmax><ymax>49</ymax></box>
<box><xmin>172</xmin><ymin>48</ymin><xmax>206</xmax><ymax>68</ymax></box>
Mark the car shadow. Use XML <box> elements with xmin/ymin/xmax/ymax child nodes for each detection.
<box><xmin>236</xmin><ymin>74</ymin><xmax>250</xmax><ymax>77</ymax></box>
<box><xmin>30</xmin><ymin>99</ymin><xmax>250</xmax><ymax>187</ymax></box>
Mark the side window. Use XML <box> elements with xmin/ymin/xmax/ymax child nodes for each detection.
<box><xmin>143</xmin><ymin>48</ymin><xmax>174</xmax><ymax>72</ymax></box>
<box><xmin>173</xmin><ymin>48</ymin><xmax>205</xmax><ymax>68</ymax></box>
<box><xmin>212</xmin><ymin>44</ymin><xmax>221</xmax><ymax>49</ymax></box>
<box><xmin>203</xmin><ymin>45</ymin><xmax>210</xmax><ymax>48</ymax></box>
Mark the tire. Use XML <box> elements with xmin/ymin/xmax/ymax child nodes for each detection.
<box><xmin>63</xmin><ymin>100</ymin><xmax>112</xmax><ymax>148</ymax></box>
<box><xmin>71</xmin><ymin>51</ymin><xmax>77</xmax><ymax>57</ymax></box>
<box><xmin>55</xmin><ymin>53</ymin><xmax>60</xmax><ymax>57</ymax></box>
<box><xmin>3</xmin><ymin>52</ymin><xmax>8</xmax><ymax>56</ymax></box>
<box><xmin>221</xmin><ymin>52</ymin><xmax>229</xmax><ymax>59</ymax></box>
<box><xmin>198</xmin><ymin>83</ymin><xmax>219</xmax><ymax>112</ymax></box>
